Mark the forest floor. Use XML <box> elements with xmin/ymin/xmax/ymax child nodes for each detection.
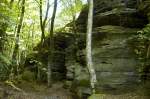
<box><xmin>89</xmin><ymin>81</ymin><xmax>150</xmax><ymax>99</ymax></box>
<box><xmin>0</xmin><ymin>81</ymin><xmax>76</xmax><ymax>99</ymax></box>
<box><xmin>0</xmin><ymin>81</ymin><xmax>150</xmax><ymax>99</ymax></box>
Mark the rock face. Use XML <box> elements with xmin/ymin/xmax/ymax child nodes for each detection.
<box><xmin>76</xmin><ymin>0</ymin><xmax>148</xmax><ymax>32</ymax></box>
<box><xmin>25</xmin><ymin>33</ymin><xmax>75</xmax><ymax>81</ymax></box>
<box><xmin>68</xmin><ymin>0</ymin><xmax>148</xmax><ymax>97</ymax></box>
<box><xmin>25</xmin><ymin>0</ymin><xmax>149</xmax><ymax>97</ymax></box>
<box><xmin>92</xmin><ymin>26</ymin><xmax>139</xmax><ymax>89</ymax></box>
<box><xmin>66</xmin><ymin>26</ymin><xmax>141</xmax><ymax>97</ymax></box>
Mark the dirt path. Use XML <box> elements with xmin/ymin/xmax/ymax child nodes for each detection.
<box><xmin>88</xmin><ymin>94</ymin><xmax>150</xmax><ymax>99</ymax></box>
<box><xmin>0</xmin><ymin>82</ymin><xmax>76</xmax><ymax>99</ymax></box>
<box><xmin>1</xmin><ymin>81</ymin><xmax>150</xmax><ymax>99</ymax></box>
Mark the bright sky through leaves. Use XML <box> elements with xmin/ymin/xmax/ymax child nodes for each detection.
<box><xmin>45</xmin><ymin>0</ymin><xmax>87</xmax><ymax>29</ymax></box>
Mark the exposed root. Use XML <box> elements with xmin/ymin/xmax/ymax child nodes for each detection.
<box><xmin>5</xmin><ymin>80</ymin><xmax>25</xmax><ymax>93</ymax></box>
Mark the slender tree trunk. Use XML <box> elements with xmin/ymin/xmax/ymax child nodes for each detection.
<box><xmin>43</xmin><ymin>0</ymin><xmax>50</xmax><ymax>30</ymax></box>
<box><xmin>47</xmin><ymin>0</ymin><xmax>58</xmax><ymax>87</ymax></box>
<box><xmin>86</xmin><ymin>0</ymin><xmax>97</xmax><ymax>93</ymax></box>
<box><xmin>39</xmin><ymin>0</ymin><xmax>45</xmax><ymax>45</ymax></box>
<box><xmin>31</xmin><ymin>23</ymin><xmax>35</xmax><ymax>48</ymax></box>
<box><xmin>12</xmin><ymin>0</ymin><xmax>25</xmax><ymax>63</ymax></box>
<box><xmin>146</xmin><ymin>43</ymin><xmax>150</xmax><ymax>58</ymax></box>
<box><xmin>72</xmin><ymin>15</ymin><xmax>77</xmax><ymax>35</ymax></box>
<box><xmin>11</xmin><ymin>0</ymin><xmax>25</xmax><ymax>78</ymax></box>
<box><xmin>26</xmin><ymin>24</ymin><xmax>32</xmax><ymax>50</ymax></box>
<box><xmin>71</xmin><ymin>0</ymin><xmax>78</xmax><ymax>52</ymax></box>
<box><xmin>39</xmin><ymin>0</ymin><xmax>50</xmax><ymax>46</ymax></box>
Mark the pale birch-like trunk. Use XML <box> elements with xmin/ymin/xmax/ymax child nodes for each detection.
<box><xmin>86</xmin><ymin>0</ymin><xmax>97</xmax><ymax>93</ymax></box>
<box><xmin>47</xmin><ymin>0</ymin><xmax>58</xmax><ymax>87</ymax></box>
<box><xmin>12</xmin><ymin>0</ymin><xmax>25</xmax><ymax>64</ymax></box>
<box><xmin>11</xmin><ymin>0</ymin><xmax>25</xmax><ymax>79</ymax></box>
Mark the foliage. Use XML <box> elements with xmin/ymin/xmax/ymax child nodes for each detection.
<box><xmin>0</xmin><ymin>1</ymin><xmax>12</xmax><ymax>81</ymax></box>
<box><xmin>131</xmin><ymin>24</ymin><xmax>150</xmax><ymax>79</ymax></box>
<box><xmin>21</xmin><ymin>70</ymin><xmax>35</xmax><ymax>82</ymax></box>
<box><xmin>0</xmin><ymin>53</ymin><xmax>11</xmax><ymax>80</ymax></box>
<box><xmin>57</xmin><ymin>0</ymin><xmax>84</xmax><ymax>29</ymax></box>
<box><xmin>60</xmin><ymin>0</ymin><xmax>83</xmax><ymax>16</ymax></box>
<box><xmin>0</xmin><ymin>0</ymin><xmax>86</xmax><ymax>83</ymax></box>
<box><xmin>137</xmin><ymin>24</ymin><xmax>150</xmax><ymax>40</ymax></box>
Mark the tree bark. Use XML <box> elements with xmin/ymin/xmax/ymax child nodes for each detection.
<box><xmin>47</xmin><ymin>0</ymin><xmax>58</xmax><ymax>87</ymax></box>
<box><xmin>11</xmin><ymin>0</ymin><xmax>25</xmax><ymax>77</ymax></box>
<box><xmin>86</xmin><ymin>0</ymin><xmax>97</xmax><ymax>93</ymax></box>
<box><xmin>12</xmin><ymin>0</ymin><xmax>25</xmax><ymax>63</ymax></box>
<box><xmin>39</xmin><ymin>0</ymin><xmax>45</xmax><ymax>45</ymax></box>
<box><xmin>39</xmin><ymin>0</ymin><xmax>50</xmax><ymax>46</ymax></box>
<box><xmin>31</xmin><ymin>23</ymin><xmax>35</xmax><ymax>48</ymax></box>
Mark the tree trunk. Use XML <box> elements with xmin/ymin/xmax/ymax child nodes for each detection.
<box><xmin>47</xmin><ymin>0</ymin><xmax>58</xmax><ymax>87</ymax></box>
<box><xmin>86</xmin><ymin>0</ymin><xmax>97</xmax><ymax>93</ymax></box>
<box><xmin>43</xmin><ymin>0</ymin><xmax>50</xmax><ymax>30</ymax></box>
<box><xmin>11</xmin><ymin>0</ymin><xmax>25</xmax><ymax>78</ymax></box>
<box><xmin>39</xmin><ymin>0</ymin><xmax>50</xmax><ymax>46</ymax></box>
<box><xmin>39</xmin><ymin>0</ymin><xmax>45</xmax><ymax>45</ymax></box>
<box><xmin>31</xmin><ymin>23</ymin><xmax>35</xmax><ymax>48</ymax></box>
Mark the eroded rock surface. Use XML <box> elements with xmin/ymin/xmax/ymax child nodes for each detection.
<box><xmin>25</xmin><ymin>0</ymin><xmax>150</xmax><ymax>98</ymax></box>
